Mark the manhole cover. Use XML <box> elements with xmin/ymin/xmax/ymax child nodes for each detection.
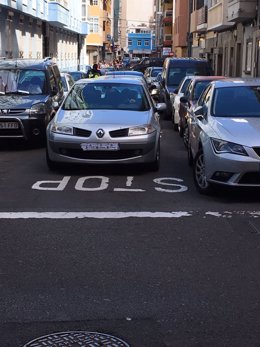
<box><xmin>23</xmin><ymin>331</ymin><xmax>130</xmax><ymax>347</ymax></box>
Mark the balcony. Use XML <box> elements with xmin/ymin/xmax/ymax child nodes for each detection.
<box><xmin>227</xmin><ymin>0</ymin><xmax>257</xmax><ymax>22</ymax></box>
<box><xmin>80</xmin><ymin>22</ymin><xmax>88</xmax><ymax>35</ymax></box>
<box><xmin>208</xmin><ymin>1</ymin><xmax>234</xmax><ymax>31</ymax></box>
<box><xmin>197</xmin><ymin>6</ymin><xmax>207</xmax><ymax>32</ymax></box>
<box><xmin>190</xmin><ymin>10</ymin><xmax>198</xmax><ymax>33</ymax></box>
<box><xmin>48</xmin><ymin>1</ymin><xmax>69</xmax><ymax>27</ymax></box>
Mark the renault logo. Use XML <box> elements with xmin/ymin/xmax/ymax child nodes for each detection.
<box><xmin>96</xmin><ymin>128</ymin><xmax>105</xmax><ymax>138</ymax></box>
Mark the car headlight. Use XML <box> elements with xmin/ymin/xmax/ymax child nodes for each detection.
<box><xmin>211</xmin><ymin>138</ymin><xmax>248</xmax><ymax>156</ymax></box>
<box><xmin>28</xmin><ymin>103</ymin><xmax>47</xmax><ymax>115</ymax></box>
<box><xmin>128</xmin><ymin>125</ymin><xmax>156</xmax><ymax>136</ymax></box>
<box><xmin>51</xmin><ymin>124</ymin><xmax>73</xmax><ymax>135</ymax></box>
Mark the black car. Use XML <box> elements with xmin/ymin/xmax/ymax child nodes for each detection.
<box><xmin>131</xmin><ymin>57</ymin><xmax>165</xmax><ymax>73</ymax></box>
<box><xmin>0</xmin><ymin>57</ymin><xmax>64</xmax><ymax>144</ymax></box>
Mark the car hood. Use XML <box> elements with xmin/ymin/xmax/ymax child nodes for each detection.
<box><xmin>55</xmin><ymin>109</ymin><xmax>151</xmax><ymax>126</ymax></box>
<box><xmin>211</xmin><ymin>117</ymin><xmax>260</xmax><ymax>146</ymax></box>
<box><xmin>0</xmin><ymin>94</ymin><xmax>47</xmax><ymax>108</ymax></box>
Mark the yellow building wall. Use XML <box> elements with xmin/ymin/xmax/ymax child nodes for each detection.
<box><xmin>86</xmin><ymin>4</ymin><xmax>103</xmax><ymax>46</ymax></box>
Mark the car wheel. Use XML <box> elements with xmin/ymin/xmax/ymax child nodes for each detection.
<box><xmin>183</xmin><ymin>125</ymin><xmax>189</xmax><ymax>148</ymax></box>
<box><xmin>148</xmin><ymin>141</ymin><xmax>160</xmax><ymax>172</ymax></box>
<box><xmin>46</xmin><ymin>147</ymin><xmax>59</xmax><ymax>171</ymax></box>
<box><xmin>193</xmin><ymin>149</ymin><xmax>212</xmax><ymax>194</ymax></box>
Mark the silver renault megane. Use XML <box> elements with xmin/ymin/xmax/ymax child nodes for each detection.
<box><xmin>46</xmin><ymin>76</ymin><xmax>166</xmax><ymax>171</ymax></box>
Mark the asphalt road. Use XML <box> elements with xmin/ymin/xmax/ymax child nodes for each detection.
<box><xmin>1</xmin><ymin>120</ymin><xmax>260</xmax><ymax>346</ymax></box>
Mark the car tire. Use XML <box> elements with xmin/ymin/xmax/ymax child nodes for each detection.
<box><xmin>147</xmin><ymin>141</ymin><xmax>160</xmax><ymax>172</ymax></box>
<box><xmin>193</xmin><ymin>149</ymin><xmax>212</xmax><ymax>194</ymax></box>
<box><xmin>46</xmin><ymin>147</ymin><xmax>59</xmax><ymax>171</ymax></box>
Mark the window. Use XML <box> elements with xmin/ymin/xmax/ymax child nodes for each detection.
<box><xmin>137</xmin><ymin>40</ymin><xmax>141</xmax><ymax>46</ymax></box>
<box><xmin>89</xmin><ymin>17</ymin><xmax>99</xmax><ymax>33</ymax></box>
<box><xmin>82</xmin><ymin>0</ymin><xmax>87</xmax><ymax>21</ymax></box>
<box><xmin>90</xmin><ymin>0</ymin><xmax>98</xmax><ymax>5</ymax></box>
<box><xmin>128</xmin><ymin>39</ymin><xmax>132</xmax><ymax>46</ymax></box>
<box><xmin>245</xmin><ymin>41</ymin><xmax>252</xmax><ymax>74</ymax></box>
<box><xmin>144</xmin><ymin>40</ymin><xmax>149</xmax><ymax>47</ymax></box>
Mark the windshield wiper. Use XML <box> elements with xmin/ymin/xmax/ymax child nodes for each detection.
<box><xmin>6</xmin><ymin>90</ymin><xmax>30</xmax><ymax>95</ymax></box>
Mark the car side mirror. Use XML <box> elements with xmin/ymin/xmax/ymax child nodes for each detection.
<box><xmin>173</xmin><ymin>88</ymin><xmax>178</xmax><ymax>94</ymax></box>
<box><xmin>194</xmin><ymin>105</ymin><xmax>205</xmax><ymax>118</ymax></box>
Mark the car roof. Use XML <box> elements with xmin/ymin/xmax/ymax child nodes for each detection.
<box><xmin>75</xmin><ymin>75</ymin><xmax>144</xmax><ymax>85</ymax></box>
<box><xmin>212</xmin><ymin>78</ymin><xmax>260</xmax><ymax>88</ymax></box>
<box><xmin>190</xmin><ymin>76</ymin><xmax>226</xmax><ymax>82</ymax></box>
<box><xmin>105</xmin><ymin>70</ymin><xmax>144</xmax><ymax>76</ymax></box>
<box><xmin>0</xmin><ymin>58</ymin><xmax>56</xmax><ymax>69</ymax></box>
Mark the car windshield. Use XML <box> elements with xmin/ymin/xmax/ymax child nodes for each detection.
<box><xmin>151</xmin><ymin>69</ymin><xmax>162</xmax><ymax>77</ymax></box>
<box><xmin>63</xmin><ymin>82</ymin><xmax>150</xmax><ymax>111</ymax></box>
<box><xmin>167</xmin><ymin>66</ymin><xmax>211</xmax><ymax>87</ymax></box>
<box><xmin>70</xmin><ymin>72</ymin><xmax>85</xmax><ymax>81</ymax></box>
<box><xmin>213</xmin><ymin>86</ymin><xmax>260</xmax><ymax>117</ymax></box>
<box><xmin>0</xmin><ymin>69</ymin><xmax>46</xmax><ymax>95</ymax></box>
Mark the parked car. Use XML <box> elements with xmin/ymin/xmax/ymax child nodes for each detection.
<box><xmin>171</xmin><ymin>75</ymin><xmax>194</xmax><ymax>130</ymax></box>
<box><xmin>144</xmin><ymin>67</ymin><xmax>163</xmax><ymax>87</ymax></box>
<box><xmin>105</xmin><ymin>70</ymin><xmax>148</xmax><ymax>86</ymax></box>
<box><xmin>131</xmin><ymin>57</ymin><xmax>165</xmax><ymax>73</ymax></box>
<box><xmin>100</xmin><ymin>66</ymin><xmax>116</xmax><ymax>75</ymax></box>
<box><xmin>68</xmin><ymin>71</ymin><xmax>88</xmax><ymax>81</ymax></box>
<box><xmin>187</xmin><ymin>78</ymin><xmax>260</xmax><ymax>194</ymax></box>
<box><xmin>178</xmin><ymin>76</ymin><xmax>226</xmax><ymax>145</ymax></box>
<box><xmin>0</xmin><ymin>57</ymin><xmax>64</xmax><ymax>144</ymax></box>
<box><xmin>61</xmin><ymin>72</ymin><xmax>75</xmax><ymax>97</ymax></box>
<box><xmin>46</xmin><ymin>76</ymin><xmax>166</xmax><ymax>171</ymax></box>
<box><xmin>159</xmin><ymin>57</ymin><xmax>214</xmax><ymax>119</ymax></box>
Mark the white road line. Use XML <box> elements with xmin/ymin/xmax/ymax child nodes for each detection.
<box><xmin>0</xmin><ymin>212</ymin><xmax>192</xmax><ymax>219</ymax></box>
<box><xmin>0</xmin><ymin>211</ymin><xmax>260</xmax><ymax>219</ymax></box>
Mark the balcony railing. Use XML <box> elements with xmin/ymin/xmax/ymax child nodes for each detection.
<box><xmin>227</xmin><ymin>0</ymin><xmax>257</xmax><ymax>22</ymax></box>
<box><xmin>197</xmin><ymin>5</ymin><xmax>207</xmax><ymax>32</ymax></box>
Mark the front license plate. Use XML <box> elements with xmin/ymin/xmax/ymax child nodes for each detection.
<box><xmin>81</xmin><ymin>142</ymin><xmax>119</xmax><ymax>151</ymax></box>
<box><xmin>0</xmin><ymin>122</ymin><xmax>19</xmax><ymax>129</ymax></box>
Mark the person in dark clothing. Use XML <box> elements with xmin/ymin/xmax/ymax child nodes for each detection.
<box><xmin>87</xmin><ymin>63</ymin><xmax>102</xmax><ymax>78</ymax></box>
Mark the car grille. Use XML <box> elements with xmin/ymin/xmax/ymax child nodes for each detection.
<box><xmin>73</xmin><ymin>128</ymin><xmax>91</xmax><ymax>137</ymax></box>
<box><xmin>60</xmin><ymin>148</ymin><xmax>142</xmax><ymax>160</ymax></box>
<box><xmin>238</xmin><ymin>172</ymin><xmax>260</xmax><ymax>184</ymax></box>
<box><xmin>0</xmin><ymin>109</ymin><xmax>26</xmax><ymax>115</ymax></box>
<box><xmin>253</xmin><ymin>147</ymin><xmax>260</xmax><ymax>157</ymax></box>
<box><xmin>109</xmin><ymin>128</ymin><xmax>129</xmax><ymax>138</ymax></box>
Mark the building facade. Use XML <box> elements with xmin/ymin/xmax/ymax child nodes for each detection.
<box><xmin>0</xmin><ymin>0</ymin><xmax>88</xmax><ymax>71</ymax></box>
<box><xmin>127</xmin><ymin>26</ymin><xmax>155</xmax><ymax>57</ymax></box>
<box><xmin>153</xmin><ymin>0</ymin><xmax>260</xmax><ymax>78</ymax></box>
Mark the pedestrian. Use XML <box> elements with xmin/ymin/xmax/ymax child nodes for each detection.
<box><xmin>87</xmin><ymin>63</ymin><xmax>102</xmax><ymax>78</ymax></box>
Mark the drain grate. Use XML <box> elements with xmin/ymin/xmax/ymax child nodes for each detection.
<box><xmin>23</xmin><ymin>331</ymin><xmax>130</xmax><ymax>347</ymax></box>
